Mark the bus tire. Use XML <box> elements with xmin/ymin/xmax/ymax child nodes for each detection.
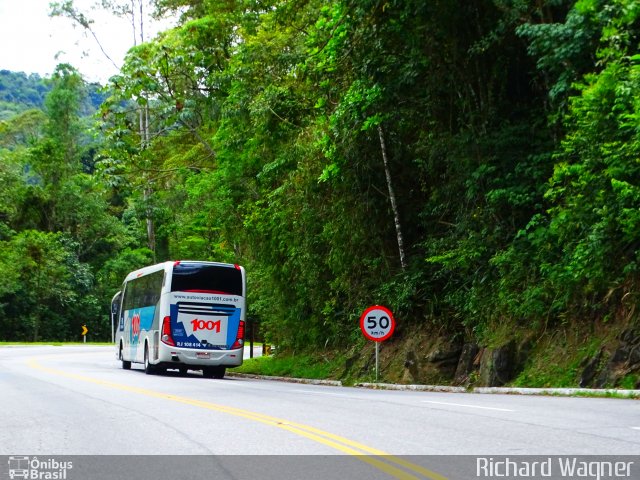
<box><xmin>203</xmin><ymin>366</ymin><xmax>225</xmax><ymax>379</ymax></box>
<box><xmin>120</xmin><ymin>343</ymin><xmax>131</xmax><ymax>370</ymax></box>
<box><xmin>144</xmin><ymin>344</ymin><xmax>155</xmax><ymax>375</ymax></box>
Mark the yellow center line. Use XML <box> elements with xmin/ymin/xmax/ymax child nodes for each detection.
<box><xmin>26</xmin><ymin>357</ymin><xmax>447</xmax><ymax>480</ymax></box>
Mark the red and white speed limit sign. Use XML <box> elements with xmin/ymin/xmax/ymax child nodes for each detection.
<box><xmin>359</xmin><ymin>305</ymin><xmax>395</xmax><ymax>342</ymax></box>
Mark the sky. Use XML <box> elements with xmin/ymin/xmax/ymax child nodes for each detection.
<box><xmin>0</xmin><ymin>0</ymin><xmax>173</xmax><ymax>84</ymax></box>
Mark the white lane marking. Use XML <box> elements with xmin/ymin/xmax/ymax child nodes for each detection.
<box><xmin>631</xmin><ymin>427</ymin><xmax>640</xmax><ymax>430</ymax></box>
<box><xmin>421</xmin><ymin>400</ymin><xmax>515</xmax><ymax>412</ymax></box>
<box><xmin>294</xmin><ymin>389</ymin><xmax>350</xmax><ymax>397</ymax></box>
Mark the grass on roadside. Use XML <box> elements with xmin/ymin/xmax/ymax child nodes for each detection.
<box><xmin>234</xmin><ymin>353</ymin><xmax>343</xmax><ymax>380</ymax></box>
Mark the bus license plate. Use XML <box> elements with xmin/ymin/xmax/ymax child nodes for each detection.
<box><xmin>197</xmin><ymin>352</ymin><xmax>210</xmax><ymax>359</ymax></box>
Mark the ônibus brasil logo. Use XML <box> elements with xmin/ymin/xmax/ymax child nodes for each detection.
<box><xmin>7</xmin><ymin>456</ymin><xmax>73</xmax><ymax>480</ymax></box>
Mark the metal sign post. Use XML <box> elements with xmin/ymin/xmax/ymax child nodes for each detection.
<box><xmin>359</xmin><ymin>305</ymin><xmax>396</xmax><ymax>383</ymax></box>
<box><xmin>375</xmin><ymin>342</ymin><xmax>379</xmax><ymax>382</ymax></box>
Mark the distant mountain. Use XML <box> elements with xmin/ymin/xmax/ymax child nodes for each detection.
<box><xmin>0</xmin><ymin>70</ymin><xmax>106</xmax><ymax>120</ymax></box>
<box><xmin>0</xmin><ymin>70</ymin><xmax>49</xmax><ymax>119</ymax></box>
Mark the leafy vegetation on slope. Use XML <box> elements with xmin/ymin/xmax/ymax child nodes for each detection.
<box><xmin>1</xmin><ymin>1</ymin><xmax>639</xmax><ymax>390</ymax></box>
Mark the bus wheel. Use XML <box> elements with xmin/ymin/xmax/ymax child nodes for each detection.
<box><xmin>120</xmin><ymin>344</ymin><xmax>131</xmax><ymax>370</ymax></box>
<box><xmin>144</xmin><ymin>344</ymin><xmax>155</xmax><ymax>375</ymax></box>
<box><xmin>203</xmin><ymin>366</ymin><xmax>225</xmax><ymax>379</ymax></box>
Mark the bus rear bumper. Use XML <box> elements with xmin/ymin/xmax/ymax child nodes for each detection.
<box><xmin>158</xmin><ymin>347</ymin><xmax>243</xmax><ymax>367</ymax></box>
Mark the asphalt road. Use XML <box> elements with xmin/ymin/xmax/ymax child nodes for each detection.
<box><xmin>0</xmin><ymin>346</ymin><xmax>638</xmax><ymax>479</ymax></box>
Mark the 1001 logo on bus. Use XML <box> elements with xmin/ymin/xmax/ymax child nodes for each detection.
<box><xmin>191</xmin><ymin>319</ymin><xmax>221</xmax><ymax>333</ymax></box>
<box><xmin>131</xmin><ymin>313</ymin><xmax>141</xmax><ymax>339</ymax></box>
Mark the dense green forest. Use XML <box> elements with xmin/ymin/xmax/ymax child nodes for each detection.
<box><xmin>1</xmin><ymin>0</ymin><xmax>640</xmax><ymax>385</ymax></box>
<box><xmin>0</xmin><ymin>70</ymin><xmax>104</xmax><ymax>120</ymax></box>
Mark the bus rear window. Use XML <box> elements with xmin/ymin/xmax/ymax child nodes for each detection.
<box><xmin>171</xmin><ymin>263</ymin><xmax>243</xmax><ymax>296</ymax></box>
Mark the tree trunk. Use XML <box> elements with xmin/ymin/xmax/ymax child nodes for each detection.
<box><xmin>377</xmin><ymin>124</ymin><xmax>408</xmax><ymax>271</ymax></box>
<box><xmin>140</xmin><ymin>103</ymin><xmax>155</xmax><ymax>257</ymax></box>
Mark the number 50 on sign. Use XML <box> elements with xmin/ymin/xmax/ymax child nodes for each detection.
<box><xmin>359</xmin><ymin>305</ymin><xmax>395</xmax><ymax>342</ymax></box>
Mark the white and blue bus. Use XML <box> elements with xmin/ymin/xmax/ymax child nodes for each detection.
<box><xmin>113</xmin><ymin>261</ymin><xmax>246</xmax><ymax>379</ymax></box>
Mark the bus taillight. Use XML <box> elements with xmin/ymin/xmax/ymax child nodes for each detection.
<box><xmin>231</xmin><ymin>320</ymin><xmax>245</xmax><ymax>349</ymax></box>
<box><xmin>161</xmin><ymin>316</ymin><xmax>175</xmax><ymax>346</ymax></box>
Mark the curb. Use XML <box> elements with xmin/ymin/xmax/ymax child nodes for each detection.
<box><xmin>472</xmin><ymin>386</ymin><xmax>640</xmax><ymax>398</ymax></box>
<box><xmin>355</xmin><ymin>382</ymin><xmax>467</xmax><ymax>393</ymax></box>
<box><xmin>228</xmin><ymin>372</ymin><xmax>342</xmax><ymax>387</ymax></box>
<box><xmin>229</xmin><ymin>374</ymin><xmax>640</xmax><ymax>398</ymax></box>
<box><xmin>356</xmin><ymin>382</ymin><xmax>640</xmax><ymax>398</ymax></box>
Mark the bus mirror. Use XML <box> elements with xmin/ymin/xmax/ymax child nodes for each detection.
<box><xmin>112</xmin><ymin>292</ymin><xmax>121</xmax><ymax>314</ymax></box>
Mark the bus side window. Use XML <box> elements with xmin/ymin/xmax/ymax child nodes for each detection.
<box><xmin>122</xmin><ymin>282</ymin><xmax>135</xmax><ymax>314</ymax></box>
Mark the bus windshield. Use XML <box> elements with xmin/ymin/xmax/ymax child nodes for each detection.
<box><xmin>171</xmin><ymin>263</ymin><xmax>243</xmax><ymax>296</ymax></box>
